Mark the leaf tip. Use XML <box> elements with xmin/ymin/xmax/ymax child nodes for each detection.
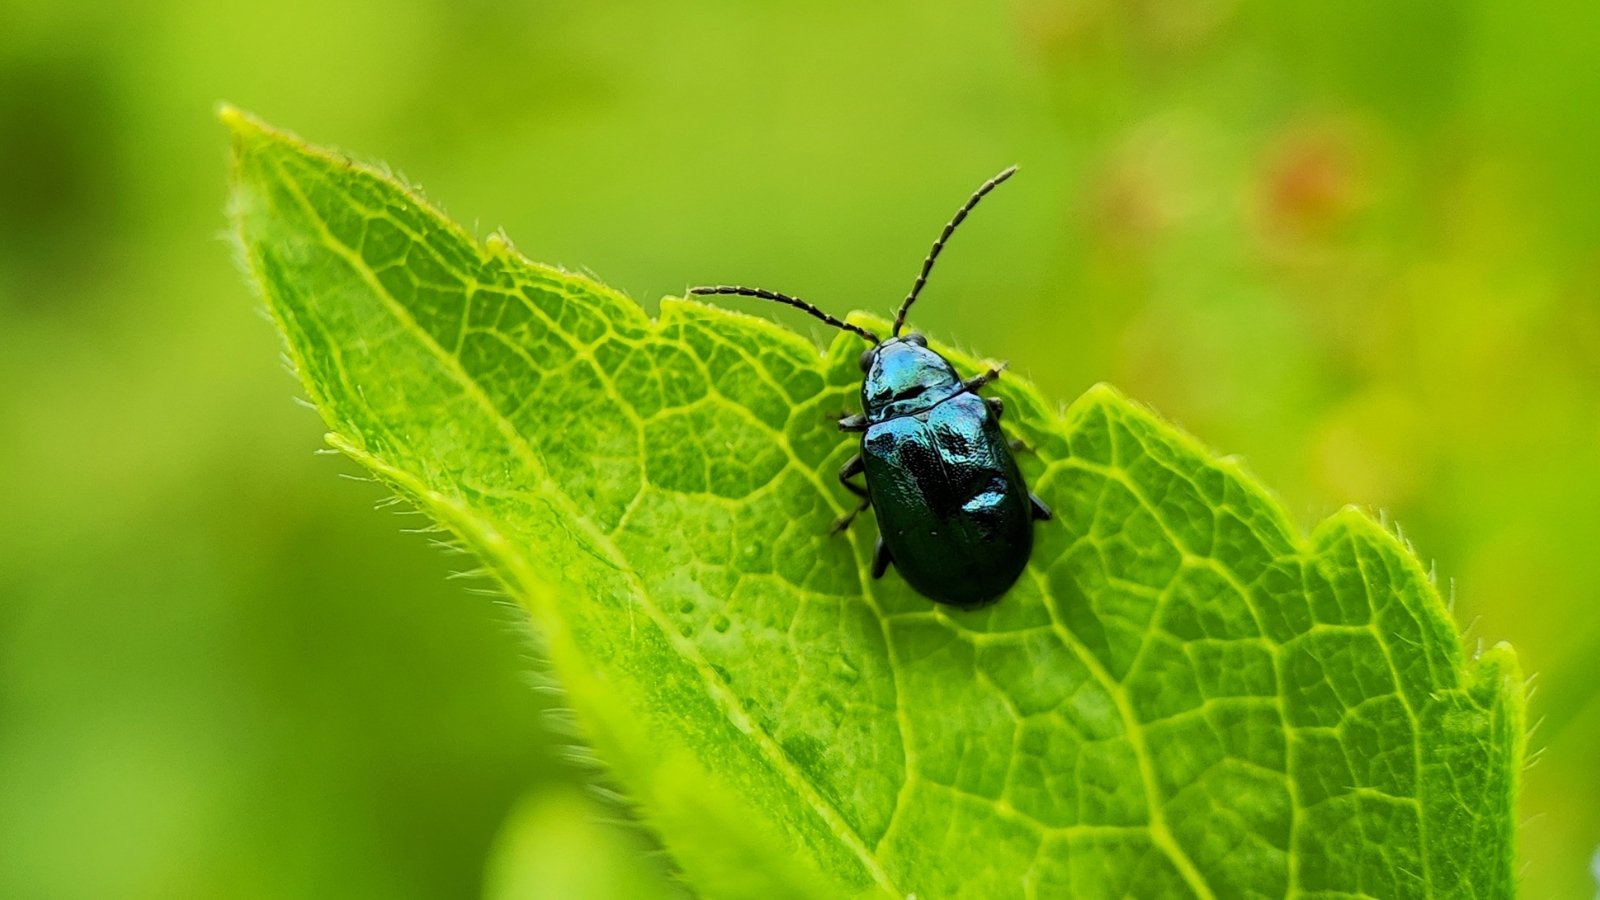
<box><xmin>484</xmin><ymin>230</ymin><xmax>519</xmax><ymax>261</ymax></box>
<box><xmin>218</xmin><ymin>106</ymin><xmax>315</xmax><ymax>168</ymax></box>
<box><xmin>1081</xmin><ymin>380</ymin><xmax>1127</xmax><ymax>403</ymax></box>
<box><xmin>219</xmin><ymin>105</ymin><xmax>281</xmax><ymax>188</ymax></box>
<box><xmin>1311</xmin><ymin>503</ymin><xmax>1397</xmax><ymax>548</ymax></box>
<box><xmin>1470</xmin><ymin>641</ymin><xmax>1525</xmax><ymax>706</ymax></box>
<box><xmin>217</xmin><ymin>103</ymin><xmax>271</xmax><ymax>141</ymax></box>
<box><xmin>1074</xmin><ymin>381</ymin><xmax>1132</xmax><ymax>418</ymax></box>
<box><xmin>1312</xmin><ymin>505</ymin><xmax>1433</xmax><ymax>575</ymax></box>
<box><xmin>1064</xmin><ymin>381</ymin><xmax>1170</xmax><ymax>438</ymax></box>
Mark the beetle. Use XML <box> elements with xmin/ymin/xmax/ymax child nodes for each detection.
<box><xmin>691</xmin><ymin>166</ymin><xmax>1051</xmax><ymax>608</ymax></box>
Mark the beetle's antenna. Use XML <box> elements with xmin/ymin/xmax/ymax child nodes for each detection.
<box><xmin>891</xmin><ymin>165</ymin><xmax>1018</xmax><ymax>337</ymax></box>
<box><xmin>690</xmin><ymin>285</ymin><xmax>881</xmax><ymax>344</ymax></box>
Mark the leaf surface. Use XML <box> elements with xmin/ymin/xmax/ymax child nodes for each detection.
<box><xmin>226</xmin><ymin>108</ymin><xmax>1523</xmax><ymax>900</ymax></box>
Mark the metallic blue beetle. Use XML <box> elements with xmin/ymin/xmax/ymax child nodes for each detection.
<box><xmin>692</xmin><ymin>167</ymin><xmax>1051</xmax><ymax>607</ymax></box>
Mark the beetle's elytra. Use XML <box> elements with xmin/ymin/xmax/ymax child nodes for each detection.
<box><xmin>691</xmin><ymin>166</ymin><xmax>1051</xmax><ymax>608</ymax></box>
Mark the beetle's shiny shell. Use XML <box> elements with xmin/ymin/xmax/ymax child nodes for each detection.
<box><xmin>861</xmin><ymin>390</ymin><xmax>1034</xmax><ymax>607</ymax></box>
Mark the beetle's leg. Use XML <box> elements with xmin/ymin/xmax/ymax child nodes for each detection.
<box><xmin>1030</xmin><ymin>493</ymin><xmax>1054</xmax><ymax>521</ymax></box>
<box><xmin>831</xmin><ymin>499</ymin><xmax>870</xmax><ymax>535</ymax></box>
<box><xmin>962</xmin><ymin>365</ymin><xmax>1004</xmax><ymax>393</ymax></box>
<box><xmin>989</xmin><ymin>397</ymin><xmax>1040</xmax><ymax>455</ymax></box>
<box><xmin>830</xmin><ymin>455</ymin><xmax>871</xmax><ymax>534</ymax></box>
<box><xmin>837</xmin><ymin>455</ymin><xmax>867</xmax><ymax>498</ymax></box>
<box><xmin>872</xmin><ymin>537</ymin><xmax>892</xmax><ymax>579</ymax></box>
<box><xmin>838</xmin><ymin>413</ymin><xmax>869</xmax><ymax>432</ymax></box>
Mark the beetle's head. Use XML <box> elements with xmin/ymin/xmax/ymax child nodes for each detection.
<box><xmin>860</xmin><ymin>334</ymin><xmax>960</xmax><ymax>411</ymax></box>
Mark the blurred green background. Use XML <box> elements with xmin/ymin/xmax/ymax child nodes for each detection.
<box><xmin>2</xmin><ymin>0</ymin><xmax>1596</xmax><ymax>897</ymax></box>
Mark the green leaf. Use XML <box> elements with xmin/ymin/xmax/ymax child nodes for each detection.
<box><xmin>225</xmin><ymin>107</ymin><xmax>1525</xmax><ymax>900</ymax></box>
